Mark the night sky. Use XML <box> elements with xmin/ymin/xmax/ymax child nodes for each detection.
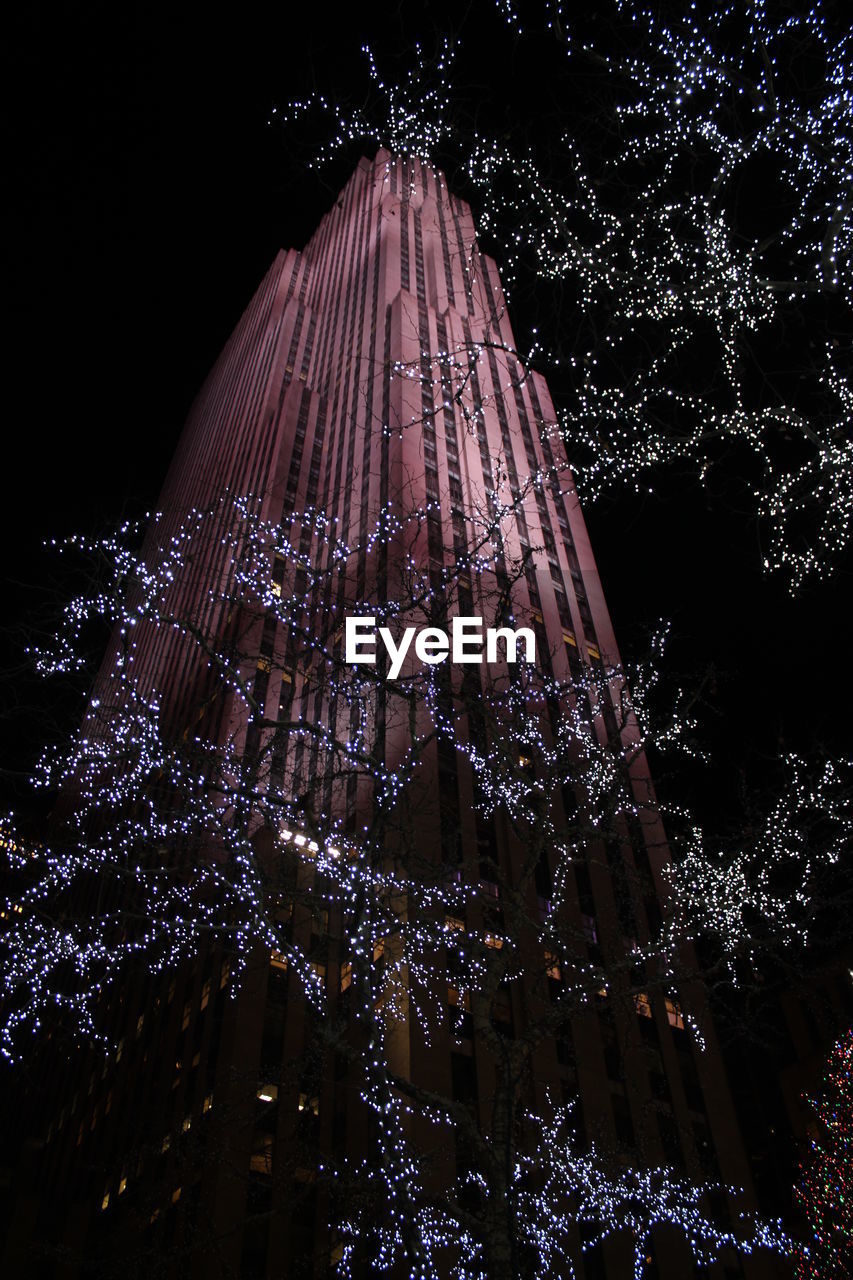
<box><xmin>5</xmin><ymin>1</ymin><xmax>853</xmax><ymax>832</ymax></box>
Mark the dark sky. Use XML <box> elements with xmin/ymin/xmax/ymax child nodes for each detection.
<box><xmin>4</xmin><ymin>2</ymin><xmax>853</xmax><ymax>825</ymax></box>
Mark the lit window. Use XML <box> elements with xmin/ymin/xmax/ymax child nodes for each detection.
<box><xmin>118</xmin><ymin>1174</ymin><xmax>127</xmax><ymax>1196</ymax></box>
<box><xmin>545</xmin><ymin>951</ymin><xmax>562</xmax><ymax>981</ymax></box>
<box><xmin>444</xmin><ymin>915</ymin><xmax>465</xmax><ymax>933</ymax></box>
<box><xmin>297</xmin><ymin>1092</ymin><xmax>320</xmax><ymax>1116</ymax></box>
<box><xmin>373</xmin><ymin>938</ymin><xmax>386</xmax><ymax>962</ymax></box>
<box><xmin>257</xmin><ymin>1083</ymin><xmax>278</xmax><ymax>1103</ymax></box>
<box><xmin>270</xmin><ymin>951</ymin><xmax>288</xmax><ymax>972</ymax></box>
<box><xmin>181</xmin><ymin>1116</ymin><xmax>192</xmax><ymax>1133</ymax></box>
<box><xmin>200</xmin><ymin>979</ymin><xmax>210</xmax><ymax>1010</ymax></box>
<box><xmin>161</xmin><ymin>1135</ymin><xmax>171</xmax><ymax>1153</ymax></box>
<box><xmin>171</xmin><ymin>1187</ymin><xmax>182</xmax><ymax>1204</ymax></box>
<box><xmin>634</xmin><ymin>992</ymin><xmax>652</xmax><ymax>1018</ymax></box>
<box><xmin>340</xmin><ymin>961</ymin><xmax>352</xmax><ymax>993</ymax></box>
<box><xmin>136</xmin><ymin>1014</ymin><xmax>144</xmax><ymax>1037</ymax></box>
<box><xmin>101</xmin><ymin>1191</ymin><xmax>110</xmax><ymax>1211</ymax></box>
<box><xmin>202</xmin><ymin>1093</ymin><xmax>213</xmax><ymax>1114</ymax></box>
<box><xmin>485</xmin><ymin>933</ymin><xmax>504</xmax><ymax>950</ymax></box>
<box><xmin>181</xmin><ymin>1003</ymin><xmax>190</xmax><ymax>1031</ymax></box>
<box><xmin>665</xmin><ymin>997</ymin><xmax>685</xmax><ymax>1030</ymax></box>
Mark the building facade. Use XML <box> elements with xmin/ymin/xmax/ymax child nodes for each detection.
<box><xmin>5</xmin><ymin>153</ymin><xmax>778</xmax><ymax>1280</ymax></box>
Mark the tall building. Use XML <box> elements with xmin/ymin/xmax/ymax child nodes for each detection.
<box><xmin>5</xmin><ymin>153</ymin><xmax>776</xmax><ymax>1280</ymax></box>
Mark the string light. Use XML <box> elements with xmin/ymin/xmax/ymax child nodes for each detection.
<box><xmin>0</xmin><ymin>479</ymin><xmax>813</xmax><ymax>1270</ymax></box>
<box><xmin>274</xmin><ymin>1</ymin><xmax>853</xmax><ymax>591</ymax></box>
<box><xmin>795</xmin><ymin>1028</ymin><xmax>853</xmax><ymax>1279</ymax></box>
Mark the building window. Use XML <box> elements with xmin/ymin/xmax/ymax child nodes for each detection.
<box><xmin>665</xmin><ymin>997</ymin><xmax>685</xmax><ymax>1030</ymax></box>
<box><xmin>634</xmin><ymin>992</ymin><xmax>653</xmax><ymax>1018</ymax></box>
<box><xmin>581</xmin><ymin>913</ymin><xmax>598</xmax><ymax>946</ymax></box>
<box><xmin>448</xmin><ymin>986</ymin><xmax>472</xmax><ymax>1038</ymax></box>
<box><xmin>612</xmin><ymin>1093</ymin><xmax>635</xmax><ymax>1147</ymax></box>
<box><xmin>340</xmin><ymin>961</ymin><xmax>352</xmax><ymax>993</ymax></box>
<box><xmin>250</xmin><ymin>1134</ymin><xmax>274</xmax><ymax>1177</ymax></box>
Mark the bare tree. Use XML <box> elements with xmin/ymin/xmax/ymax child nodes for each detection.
<box><xmin>7</xmin><ymin>468</ymin><xmax>844</xmax><ymax>1277</ymax></box>
<box><xmin>278</xmin><ymin>0</ymin><xmax>853</xmax><ymax>592</ymax></box>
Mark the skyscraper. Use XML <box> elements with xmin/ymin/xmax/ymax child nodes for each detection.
<box><xmin>6</xmin><ymin>152</ymin><xmax>775</xmax><ymax>1280</ymax></box>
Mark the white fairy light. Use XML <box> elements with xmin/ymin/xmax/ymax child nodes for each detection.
<box><xmin>275</xmin><ymin>1</ymin><xmax>853</xmax><ymax>590</ymax></box>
